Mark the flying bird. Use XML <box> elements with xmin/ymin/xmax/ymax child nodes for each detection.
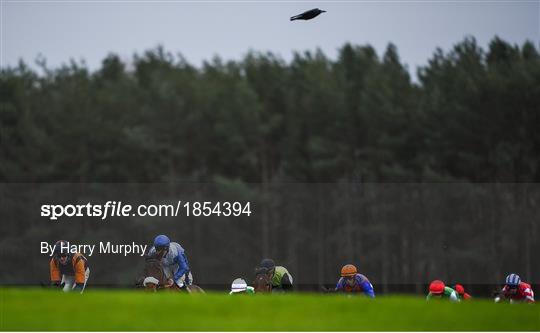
<box><xmin>290</xmin><ymin>8</ymin><xmax>326</xmax><ymax>21</ymax></box>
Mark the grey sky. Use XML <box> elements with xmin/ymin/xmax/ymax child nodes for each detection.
<box><xmin>2</xmin><ymin>1</ymin><xmax>539</xmax><ymax>77</ymax></box>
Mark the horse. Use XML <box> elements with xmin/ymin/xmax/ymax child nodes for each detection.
<box><xmin>137</xmin><ymin>254</ymin><xmax>205</xmax><ymax>293</ymax></box>
<box><xmin>137</xmin><ymin>255</ymin><xmax>168</xmax><ymax>292</ymax></box>
<box><xmin>253</xmin><ymin>267</ymin><xmax>272</xmax><ymax>293</ymax></box>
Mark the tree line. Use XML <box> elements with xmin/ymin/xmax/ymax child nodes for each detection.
<box><xmin>2</xmin><ymin>36</ymin><xmax>539</xmax><ymax>183</ymax></box>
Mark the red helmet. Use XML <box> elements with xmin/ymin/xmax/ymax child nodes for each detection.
<box><xmin>429</xmin><ymin>280</ymin><xmax>445</xmax><ymax>294</ymax></box>
<box><xmin>454</xmin><ymin>284</ymin><xmax>465</xmax><ymax>295</ymax></box>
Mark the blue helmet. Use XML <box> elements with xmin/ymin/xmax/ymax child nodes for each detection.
<box><xmin>153</xmin><ymin>235</ymin><xmax>170</xmax><ymax>249</ymax></box>
<box><xmin>505</xmin><ymin>273</ymin><xmax>521</xmax><ymax>286</ymax></box>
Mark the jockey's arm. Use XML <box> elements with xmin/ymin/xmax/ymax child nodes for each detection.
<box><xmin>335</xmin><ymin>278</ymin><xmax>345</xmax><ymax>291</ymax></box>
<box><xmin>49</xmin><ymin>259</ymin><xmax>61</xmax><ymax>286</ymax></box>
<box><xmin>281</xmin><ymin>273</ymin><xmax>293</xmax><ymax>290</ymax></box>
<box><xmin>522</xmin><ymin>285</ymin><xmax>535</xmax><ymax>303</ymax></box>
<box><xmin>173</xmin><ymin>252</ymin><xmax>190</xmax><ymax>283</ymax></box>
<box><xmin>73</xmin><ymin>257</ymin><xmax>87</xmax><ymax>285</ymax></box>
<box><xmin>449</xmin><ymin>290</ymin><xmax>460</xmax><ymax>302</ymax></box>
<box><xmin>360</xmin><ymin>280</ymin><xmax>375</xmax><ymax>298</ymax></box>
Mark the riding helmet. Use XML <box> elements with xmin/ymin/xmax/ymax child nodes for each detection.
<box><xmin>429</xmin><ymin>280</ymin><xmax>445</xmax><ymax>294</ymax></box>
<box><xmin>230</xmin><ymin>278</ymin><xmax>248</xmax><ymax>293</ymax></box>
<box><xmin>505</xmin><ymin>273</ymin><xmax>521</xmax><ymax>286</ymax></box>
<box><xmin>259</xmin><ymin>259</ymin><xmax>275</xmax><ymax>270</ymax></box>
<box><xmin>153</xmin><ymin>234</ymin><xmax>171</xmax><ymax>248</ymax></box>
<box><xmin>341</xmin><ymin>264</ymin><xmax>358</xmax><ymax>277</ymax></box>
<box><xmin>53</xmin><ymin>240</ymin><xmax>70</xmax><ymax>258</ymax></box>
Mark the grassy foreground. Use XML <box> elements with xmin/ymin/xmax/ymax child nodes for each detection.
<box><xmin>1</xmin><ymin>288</ymin><xmax>538</xmax><ymax>331</ymax></box>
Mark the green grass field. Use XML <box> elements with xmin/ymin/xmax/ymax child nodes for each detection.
<box><xmin>1</xmin><ymin>288</ymin><xmax>538</xmax><ymax>331</ymax></box>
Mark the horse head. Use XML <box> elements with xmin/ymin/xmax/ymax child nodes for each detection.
<box><xmin>141</xmin><ymin>255</ymin><xmax>167</xmax><ymax>291</ymax></box>
<box><xmin>253</xmin><ymin>267</ymin><xmax>272</xmax><ymax>293</ymax></box>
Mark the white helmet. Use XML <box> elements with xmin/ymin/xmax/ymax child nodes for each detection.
<box><xmin>230</xmin><ymin>278</ymin><xmax>248</xmax><ymax>293</ymax></box>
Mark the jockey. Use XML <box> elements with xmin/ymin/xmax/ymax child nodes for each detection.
<box><xmin>258</xmin><ymin>259</ymin><xmax>293</xmax><ymax>291</ymax></box>
<box><xmin>49</xmin><ymin>240</ymin><xmax>90</xmax><ymax>293</ymax></box>
<box><xmin>335</xmin><ymin>264</ymin><xmax>375</xmax><ymax>298</ymax></box>
<box><xmin>495</xmin><ymin>273</ymin><xmax>535</xmax><ymax>303</ymax></box>
<box><xmin>426</xmin><ymin>280</ymin><xmax>459</xmax><ymax>302</ymax></box>
<box><xmin>454</xmin><ymin>284</ymin><xmax>472</xmax><ymax>300</ymax></box>
<box><xmin>147</xmin><ymin>234</ymin><xmax>192</xmax><ymax>289</ymax></box>
<box><xmin>229</xmin><ymin>278</ymin><xmax>255</xmax><ymax>295</ymax></box>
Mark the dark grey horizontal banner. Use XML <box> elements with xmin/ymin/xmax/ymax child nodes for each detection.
<box><xmin>0</xmin><ymin>183</ymin><xmax>538</xmax><ymax>287</ymax></box>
